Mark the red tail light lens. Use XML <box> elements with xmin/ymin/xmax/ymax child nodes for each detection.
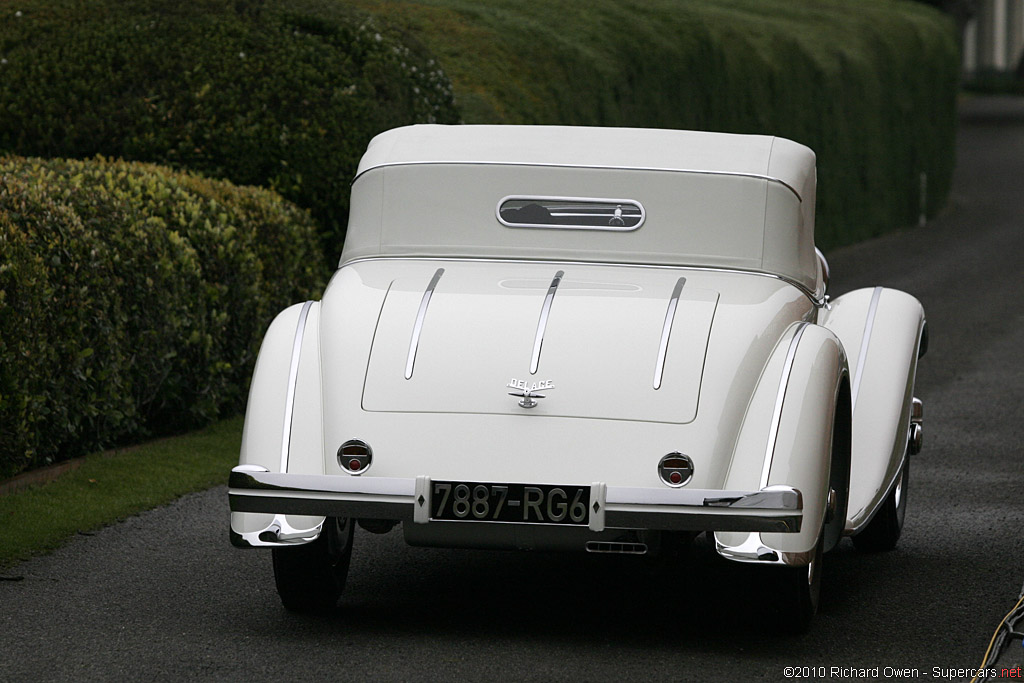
<box><xmin>338</xmin><ymin>440</ymin><xmax>372</xmax><ymax>474</ymax></box>
<box><xmin>658</xmin><ymin>452</ymin><xmax>693</xmax><ymax>487</ymax></box>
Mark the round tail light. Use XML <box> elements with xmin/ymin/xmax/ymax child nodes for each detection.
<box><xmin>658</xmin><ymin>452</ymin><xmax>693</xmax><ymax>487</ymax></box>
<box><xmin>338</xmin><ymin>440</ymin><xmax>372</xmax><ymax>474</ymax></box>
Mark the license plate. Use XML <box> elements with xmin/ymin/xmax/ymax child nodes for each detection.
<box><xmin>430</xmin><ymin>481</ymin><xmax>590</xmax><ymax>525</ymax></box>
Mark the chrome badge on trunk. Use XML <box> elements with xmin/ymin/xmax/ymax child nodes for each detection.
<box><xmin>507</xmin><ymin>378</ymin><xmax>554</xmax><ymax>409</ymax></box>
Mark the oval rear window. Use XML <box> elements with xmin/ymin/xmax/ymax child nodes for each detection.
<box><xmin>497</xmin><ymin>196</ymin><xmax>645</xmax><ymax>231</ymax></box>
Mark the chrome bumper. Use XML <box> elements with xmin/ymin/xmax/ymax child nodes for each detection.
<box><xmin>601</xmin><ymin>484</ymin><xmax>802</xmax><ymax>533</ymax></box>
<box><xmin>229</xmin><ymin>467</ymin><xmax>802</xmax><ymax>537</ymax></box>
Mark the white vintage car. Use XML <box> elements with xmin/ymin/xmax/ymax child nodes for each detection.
<box><xmin>229</xmin><ymin>125</ymin><xmax>926</xmax><ymax>630</ymax></box>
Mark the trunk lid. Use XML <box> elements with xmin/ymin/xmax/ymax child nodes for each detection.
<box><xmin>360</xmin><ymin>262</ymin><xmax>718</xmax><ymax>424</ymax></box>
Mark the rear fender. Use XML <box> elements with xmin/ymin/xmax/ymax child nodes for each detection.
<box><xmin>717</xmin><ymin>323</ymin><xmax>848</xmax><ymax>563</ymax></box>
<box><xmin>231</xmin><ymin>301</ymin><xmax>326</xmax><ymax>546</ymax></box>
<box><xmin>820</xmin><ymin>287</ymin><xmax>925</xmax><ymax>533</ymax></box>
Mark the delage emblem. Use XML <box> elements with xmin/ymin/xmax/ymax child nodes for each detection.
<box><xmin>507</xmin><ymin>378</ymin><xmax>554</xmax><ymax>409</ymax></box>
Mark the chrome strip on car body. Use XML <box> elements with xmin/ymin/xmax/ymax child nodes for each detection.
<box><xmin>280</xmin><ymin>301</ymin><xmax>313</xmax><ymax>474</ymax></box>
<box><xmin>353</xmin><ymin>161</ymin><xmax>803</xmax><ymax>201</ymax></box>
<box><xmin>759</xmin><ymin>322</ymin><xmax>810</xmax><ymax>489</ymax></box>
<box><xmin>530</xmin><ymin>270</ymin><xmax>564</xmax><ymax>374</ymax></box>
<box><xmin>405</xmin><ymin>268</ymin><xmax>445</xmax><ymax>380</ymax></box>
<box><xmin>851</xmin><ymin>286</ymin><xmax>883</xmax><ymax>406</ymax></box>
<box><xmin>339</xmin><ymin>256</ymin><xmax>825</xmax><ymax>307</ymax></box>
<box><xmin>653</xmin><ymin>277</ymin><xmax>687</xmax><ymax>390</ymax></box>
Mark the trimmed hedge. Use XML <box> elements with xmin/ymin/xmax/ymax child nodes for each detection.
<box><xmin>0</xmin><ymin>156</ymin><xmax>321</xmax><ymax>478</ymax></box>
<box><xmin>0</xmin><ymin>0</ymin><xmax>959</xmax><ymax>479</ymax></box>
<box><xmin>0</xmin><ymin>0</ymin><xmax>459</xmax><ymax>265</ymax></box>
<box><xmin>353</xmin><ymin>0</ymin><xmax>960</xmax><ymax>248</ymax></box>
<box><xmin>0</xmin><ymin>0</ymin><xmax>958</xmax><ymax>251</ymax></box>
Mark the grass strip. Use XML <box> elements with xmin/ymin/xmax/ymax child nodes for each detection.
<box><xmin>0</xmin><ymin>416</ymin><xmax>242</xmax><ymax>570</ymax></box>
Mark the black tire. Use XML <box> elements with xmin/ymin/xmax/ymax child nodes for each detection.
<box><xmin>767</xmin><ymin>532</ymin><xmax>823</xmax><ymax>635</ymax></box>
<box><xmin>852</xmin><ymin>455</ymin><xmax>908</xmax><ymax>552</ymax></box>
<box><xmin>760</xmin><ymin>385</ymin><xmax>847</xmax><ymax>634</ymax></box>
<box><xmin>272</xmin><ymin>517</ymin><xmax>354</xmax><ymax>613</ymax></box>
<box><xmin>823</xmin><ymin>400</ymin><xmax>851</xmax><ymax>554</ymax></box>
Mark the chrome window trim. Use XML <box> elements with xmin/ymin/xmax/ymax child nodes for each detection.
<box><xmin>353</xmin><ymin>161</ymin><xmax>802</xmax><ymax>200</ymax></box>
<box><xmin>653</xmin><ymin>277</ymin><xmax>687</xmax><ymax>390</ymax></box>
<box><xmin>404</xmin><ymin>268</ymin><xmax>445</xmax><ymax>380</ymax></box>
<box><xmin>851</xmin><ymin>286</ymin><xmax>883</xmax><ymax>407</ymax></box>
<box><xmin>759</xmin><ymin>322</ymin><xmax>809</xmax><ymax>489</ymax></box>
<box><xmin>530</xmin><ymin>270</ymin><xmax>564</xmax><ymax>374</ymax></box>
<box><xmin>339</xmin><ymin>256</ymin><xmax>825</xmax><ymax>307</ymax></box>
<box><xmin>495</xmin><ymin>194</ymin><xmax>645</xmax><ymax>232</ymax></box>
<box><xmin>280</xmin><ymin>301</ymin><xmax>313</xmax><ymax>474</ymax></box>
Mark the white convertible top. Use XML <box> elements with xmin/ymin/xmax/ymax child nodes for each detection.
<box><xmin>355</xmin><ymin>125</ymin><xmax>814</xmax><ymax>201</ymax></box>
<box><xmin>343</xmin><ymin>125</ymin><xmax>821</xmax><ymax>297</ymax></box>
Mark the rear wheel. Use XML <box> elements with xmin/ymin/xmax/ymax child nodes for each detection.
<box><xmin>763</xmin><ymin>385</ymin><xmax>847</xmax><ymax>633</ymax></box>
<box><xmin>272</xmin><ymin>517</ymin><xmax>354</xmax><ymax>612</ymax></box>
<box><xmin>824</xmin><ymin>381</ymin><xmax>852</xmax><ymax>553</ymax></box>
<box><xmin>767</xmin><ymin>532</ymin><xmax>823</xmax><ymax>634</ymax></box>
<box><xmin>852</xmin><ymin>456</ymin><xmax>908</xmax><ymax>552</ymax></box>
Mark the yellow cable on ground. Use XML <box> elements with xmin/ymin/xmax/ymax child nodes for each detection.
<box><xmin>970</xmin><ymin>593</ymin><xmax>1024</xmax><ymax>683</ymax></box>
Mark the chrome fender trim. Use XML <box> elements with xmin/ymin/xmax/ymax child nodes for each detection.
<box><xmin>759</xmin><ymin>322</ymin><xmax>810</xmax><ymax>488</ymax></box>
<box><xmin>850</xmin><ymin>286</ymin><xmax>883</xmax><ymax>407</ymax></box>
<box><xmin>279</xmin><ymin>301</ymin><xmax>314</xmax><ymax>474</ymax></box>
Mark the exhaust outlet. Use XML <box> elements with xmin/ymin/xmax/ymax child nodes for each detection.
<box><xmin>585</xmin><ymin>541</ymin><xmax>648</xmax><ymax>555</ymax></box>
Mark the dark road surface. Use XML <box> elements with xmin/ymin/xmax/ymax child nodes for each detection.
<box><xmin>2</xmin><ymin>102</ymin><xmax>1023</xmax><ymax>681</ymax></box>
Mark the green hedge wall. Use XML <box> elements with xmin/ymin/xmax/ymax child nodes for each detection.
<box><xmin>0</xmin><ymin>0</ymin><xmax>958</xmax><ymax>251</ymax></box>
<box><xmin>0</xmin><ymin>156</ymin><xmax>321</xmax><ymax>478</ymax></box>
<box><xmin>0</xmin><ymin>0</ymin><xmax>459</xmax><ymax>265</ymax></box>
<box><xmin>0</xmin><ymin>0</ymin><xmax>959</xmax><ymax>478</ymax></box>
<box><xmin>354</xmin><ymin>0</ymin><xmax>960</xmax><ymax>249</ymax></box>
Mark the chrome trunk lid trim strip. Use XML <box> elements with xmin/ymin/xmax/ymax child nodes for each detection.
<box><xmin>653</xmin><ymin>277</ymin><xmax>687</xmax><ymax>389</ymax></box>
<box><xmin>404</xmin><ymin>268</ymin><xmax>445</xmax><ymax>380</ymax></box>
<box><xmin>530</xmin><ymin>270</ymin><xmax>564</xmax><ymax>374</ymax></box>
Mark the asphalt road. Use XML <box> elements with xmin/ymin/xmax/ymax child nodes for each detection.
<box><xmin>2</xmin><ymin>103</ymin><xmax>1023</xmax><ymax>682</ymax></box>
